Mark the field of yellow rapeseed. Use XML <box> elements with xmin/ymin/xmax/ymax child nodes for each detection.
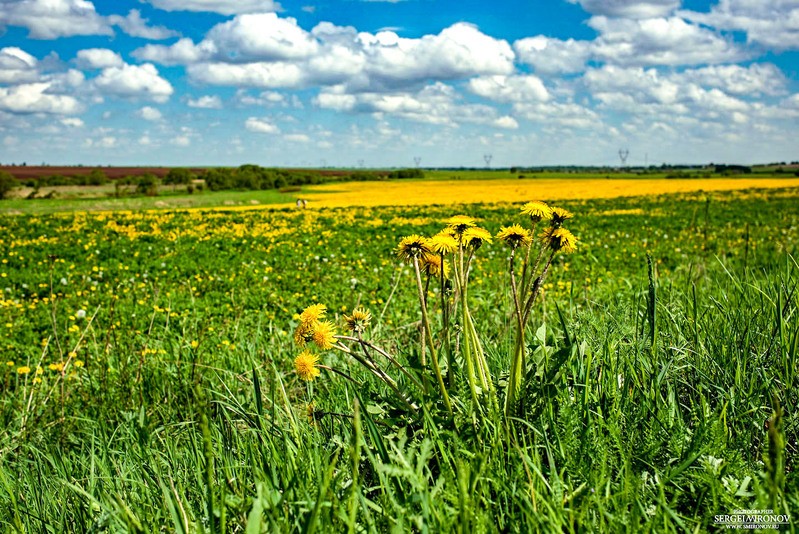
<box><xmin>299</xmin><ymin>177</ymin><xmax>799</xmax><ymax>208</ymax></box>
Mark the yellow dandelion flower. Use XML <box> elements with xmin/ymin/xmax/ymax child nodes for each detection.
<box><xmin>312</xmin><ymin>320</ymin><xmax>337</xmax><ymax>350</ymax></box>
<box><xmin>550</xmin><ymin>207</ymin><xmax>573</xmax><ymax>228</ymax></box>
<box><xmin>299</xmin><ymin>303</ymin><xmax>327</xmax><ymax>324</ymax></box>
<box><xmin>462</xmin><ymin>227</ymin><xmax>492</xmax><ymax>249</ymax></box>
<box><xmin>74</xmin><ymin>360</ymin><xmax>84</xmax><ymax>368</ymax></box>
<box><xmin>35</xmin><ymin>366</ymin><xmax>43</xmax><ymax>375</ymax></box>
<box><xmin>17</xmin><ymin>366</ymin><xmax>31</xmax><ymax>375</ymax></box>
<box><xmin>344</xmin><ymin>307</ymin><xmax>372</xmax><ymax>334</ymax></box>
<box><xmin>520</xmin><ymin>201</ymin><xmax>552</xmax><ymax>222</ymax></box>
<box><xmin>497</xmin><ymin>224</ymin><xmax>532</xmax><ymax>249</ymax></box>
<box><xmin>6</xmin><ymin>361</ymin><xmax>13</xmax><ymax>367</ymax></box>
<box><xmin>396</xmin><ymin>235</ymin><xmax>432</xmax><ymax>262</ymax></box>
<box><xmin>446</xmin><ymin>215</ymin><xmax>477</xmax><ymax>234</ymax></box>
<box><xmin>294</xmin><ymin>320</ymin><xmax>316</xmax><ymax>347</ymax></box>
<box><xmin>542</xmin><ymin>227</ymin><xmax>578</xmax><ymax>254</ymax></box>
<box><xmin>429</xmin><ymin>233</ymin><xmax>458</xmax><ymax>255</ymax></box>
<box><xmin>49</xmin><ymin>362</ymin><xmax>64</xmax><ymax>372</ymax></box>
<box><xmin>420</xmin><ymin>252</ymin><xmax>449</xmax><ymax>278</ymax></box>
<box><xmin>295</xmin><ymin>351</ymin><xmax>320</xmax><ymax>381</ymax></box>
<box><xmin>33</xmin><ymin>377</ymin><xmax>42</xmax><ymax>384</ymax></box>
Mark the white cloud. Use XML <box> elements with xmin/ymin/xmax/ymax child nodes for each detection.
<box><xmin>76</xmin><ymin>48</ymin><xmax>124</xmax><ymax>69</ymax></box>
<box><xmin>0</xmin><ymin>0</ymin><xmax>112</xmax><ymax>39</ymax></box>
<box><xmin>0</xmin><ymin>82</ymin><xmax>82</xmax><ymax>114</ymax></box>
<box><xmin>245</xmin><ymin>117</ymin><xmax>280</xmax><ymax>133</ymax></box>
<box><xmin>468</xmin><ymin>75</ymin><xmax>550</xmax><ymax>103</ymax></box>
<box><xmin>284</xmin><ymin>133</ymin><xmax>310</xmax><ymax>142</ymax></box>
<box><xmin>108</xmin><ymin>9</ymin><xmax>178</xmax><ymax>40</ymax></box>
<box><xmin>513</xmin><ymin>101</ymin><xmax>602</xmax><ymax>129</ymax></box>
<box><xmin>61</xmin><ymin>117</ymin><xmax>84</xmax><ymax>127</ymax></box>
<box><xmin>93</xmin><ymin>63</ymin><xmax>174</xmax><ymax>103</ymax></box>
<box><xmin>315</xmin><ymin>82</ymin><xmax>517</xmax><ymax>129</ymax></box>
<box><xmin>206</xmin><ymin>14</ymin><xmax>319</xmax><ymax>61</ymax></box>
<box><xmin>0</xmin><ymin>47</ymin><xmax>39</xmax><ymax>84</ymax></box>
<box><xmin>187</xmin><ymin>95</ymin><xmax>222</xmax><ymax>108</ymax></box>
<box><xmin>135</xmin><ymin>17</ymin><xmax>515</xmax><ymax>91</ymax></box>
<box><xmin>145</xmin><ymin>0</ymin><xmax>281</xmax><ymax>15</ymax></box>
<box><xmin>567</xmin><ymin>0</ymin><xmax>680</xmax><ymax>18</ymax></box>
<box><xmin>589</xmin><ymin>16</ymin><xmax>748</xmax><ymax>66</ymax></box>
<box><xmin>171</xmin><ymin>135</ymin><xmax>191</xmax><ymax>146</ymax></box>
<box><xmin>514</xmin><ymin>36</ymin><xmax>592</xmax><ymax>74</ymax></box>
<box><xmin>678</xmin><ymin>63</ymin><xmax>787</xmax><ymax>97</ymax></box>
<box><xmin>493</xmin><ymin>116</ymin><xmax>519</xmax><ymax>129</ymax></box>
<box><xmin>681</xmin><ymin>1</ymin><xmax>799</xmax><ymax>50</ymax></box>
<box><xmin>138</xmin><ymin>106</ymin><xmax>163</xmax><ymax>121</ymax></box>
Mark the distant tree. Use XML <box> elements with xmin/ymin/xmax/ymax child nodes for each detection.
<box><xmin>164</xmin><ymin>168</ymin><xmax>194</xmax><ymax>190</ymax></box>
<box><xmin>87</xmin><ymin>169</ymin><xmax>108</xmax><ymax>186</ymax></box>
<box><xmin>0</xmin><ymin>170</ymin><xmax>17</xmax><ymax>199</ymax></box>
<box><xmin>136</xmin><ymin>173</ymin><xmax>159</xmax><ymax>196</ymax></box>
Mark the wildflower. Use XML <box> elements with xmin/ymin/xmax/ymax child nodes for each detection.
<box><xmin>429</xmin><ymin>233</ymin><xmax>458</xmax><ymax>255</ymax></box>
<box><xmin>462</xmin><ymin>227</ymin><xmax>492</xmax><ymax>249</ymax></box>
<box><xmin>550</xmin><ymin>207</ymin><xmax>573</xmax><ymax>228</ymax></box>
<box><xmin>497</xmin><ymin>224</ymin><xmax>532</xmax><ymax>249</ymax></box>
<box><xmin>294</xmin><ymin>321</ymin><xmax>315</xmax><ymax>347</ymax></box>
<box><xmin>420</xmin><ymin>252</ymin><xmax>448</xmax><ymax>278</ymax></box>
<box><xmin>344</xmin><ymin>307</ymin><xmax>372</xmax><ymax>334</ymax></box>
<box><xmin>5</xmin><ymin>361</ymin><xmax>13</xmax><ymax>367</ymax></box>
<box><xmin>520</xmin><ymin>201</ymin><xmax>552</xmax><ymax>222</ymax></box>
<box><xmin>299</xmin><ymin>303</ymin><xmax>327</xmax><ymax>324</ymax></box>
<box><xmin>49</xmin><ymin>362</ymin><xmax>64</xmax><ymax>372</ymax></box>
<box><xmin>396</xmin><ymin>235</ymin><xmax>432</xmax><ymax>262</ymax></box>
<box><xmin>446</xmin><ymin>215</ymin><xmax>476</xmax><ymax>235</ymax></box>
<box><xmin>17</xmin><ymin>366</ymin><xmax>31</xmax><ymax>375</ymax></box>
<box><xmin>76</xmin><ymin>309</ymin><xmax>86</xmax><ymax>319</ymax></box>
<box><xmin>33</xmin><ymin>377</ymin><xmax>42</xmax><ymax>384</ymax></box>
<box><xmin>312</xmin><ymin>320</ymin><xmax>337</xmax><ymax>350</ymax></box>
<box><xmin>35</xmin><ymin>366</ymin><xmax>43</xmax><ymax>375</ymax></box>
<box><xmin>295</xmin><ymin>350</ymin><xmax>321</xmax><ymax>381</ymax></box>
<box><xmin>542</xmin><ymin>227</ymin><xmax>578</xmax><ymax>253</ymax></box>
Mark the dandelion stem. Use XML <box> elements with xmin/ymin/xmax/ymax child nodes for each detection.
<box><xmin>413</xmin><ymin>256</ymin><xmax>453</xmax><ymax>415</ymax></box>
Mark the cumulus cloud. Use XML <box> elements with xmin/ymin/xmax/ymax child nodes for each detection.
<box><xmin>513</xmin><ymin>36</ymin><xmax>592</xmax><ymax>74</ymax></box>
<box><xmin>589</xmin><ymin>16</ymin><xmax>748</xmax><ymax>66</ymax></box>
<box><xmin>0</xmin><ymin>47</ymin><xmax>39</xmax><ymax>84</ymax></box>
<box><xmin>284</xmin><ymin>133</ymin><xmax>310</xmax><ymax>142</ymax></box>
<box><xmin>187</xmin><ymin>95</ymin><xmax>222</xmax><ymax>108</ymax></box>
<box><xmin>245</xmin><ymin>117</ymin><xmax>280</xmax><ymax>133</ymax></box>
<box><xmin>138</xmin><ymin>106</ymin><xmax>163</xmax><ymax>121</ymax></box>
<box><xmin>61</xmin><ymin>117</ymin><xmax>84</xmax><ymax>127</ymax></box>
<box><xmin>567</xmin><ymin>0</ymin><xmax>680</xmax><ymax>18</ymax></box>
<box><xmin>0</xmin><ymin>82</ymin><xmax>82</xmax><ymax>114</ymax></box>
<box><xmin>467</xmin><ymin>75</ymin><xmax>549</xmax><ymax>103</ymax></box>
<box><xmin>135</xmin><ymin>16</ymin><xmax>514</xmax><ymax>91</ymax></box>
<box><xmin>315</xmin><ymin>82</ymin><xmax>518</xmax><ymax>129</ymax></box>
<box><xmin>680</xmin><ymin>0</ymin><xmax>799</xmax><ymax>50</ymax></box>
<box><xmin>512</xmin><ymin>101</ymin><xmax>602</xmax><ymax>129</ymax></box>
<box><xmin>76</xmin><ymin>48</ymin><xmax>124</xmax><ymax>69</ymax></box>
<box><xmin>145</xmin><ymin>0</ymin><xmax>281</xmax><ymax>15</ymax></box>
<box><xmin>93</xmin><ymin>63</ymin><xmax>174</xmax><ymax>102</ymax></box>
<box><xmin>108</xmin><ymin>9</ymin><xmax>178</xmax><ymax>40</ymax></box>
<box><xmin>0</xmin><ymin>0</ymin><xmax>112</xmax><ymax>39</ymax></box>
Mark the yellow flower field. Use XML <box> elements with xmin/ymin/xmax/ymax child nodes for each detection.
<box><xmin>299</xmin><ymin>177</ymin><xmax>799</xmax><ymax>208</ymax></box>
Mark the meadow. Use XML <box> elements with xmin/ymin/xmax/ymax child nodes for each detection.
<box><xmin>0</xmin><ymin>186</ymin><xmax>797</xmax><ymax>531</ymax></box>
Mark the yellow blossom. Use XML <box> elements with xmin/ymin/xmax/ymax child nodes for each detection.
<box><xmin>446</xmin><ymin>215</ymin><xmax>476</xmax><ymax>234</ymax></box>
<box><xmin>312</xmin><ymin>320</ymin><xmax>337</xmax><ymax>350</ymax></box>
<box><xmin>396</xmin><ymin>235</ymin><xmax>432</xmax><ymax>262</ymax></box>
<box><xmin>462</xmin><ymin>227</ymin><xmax>492</xmax><ymax>249</ymax></box>
<box><xmin>542</xmin><ymin>227</ymin><xmax>578</xmax><ymax>253</ymax></box>
<box><xmin>344</xmin><ymin>308</ymin><xmax>372</xmax><ymax>334</ymax></box>
<box><xmin>295</xmin><ymin>351</ymin><xmax>321</xmax><ymax>381</ymax></box>
<box><xmin>17</xmin><ymin>366</ymin><xmax>31</xmax><ymax>375</ymax></box>
<box><xmin>299</xmin><ymin>303</ymin><xmax>327</xmax><ymax>324</ymax></box>
<box><xmin>420</xmin><ymin>252</ymin><xmax>449</xmax><ymax>278</ymax></box>
<box><xmin>520</xmin><ymin>201</ymin><xmax>552</xmax><ymax>222</ymax></box>
<box><xmin>497</xmin><ymin>224</ymin><xmax>532</xmax><ymax>249</ymax></box>
<box><xmin>550</xmin><ymin>207</ymin><xmax>573</xmax><ymax>228</ymax></box>
<box><xmin>429</xmin><ymin>233</ymin><xmax>458</xmax><ymax>255</ymax></box>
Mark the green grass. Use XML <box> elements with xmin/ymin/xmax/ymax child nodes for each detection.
<box><xmin>0</xmin><ymin>189</ymin><xmax>796</xmax><ymax>531</ymax></box>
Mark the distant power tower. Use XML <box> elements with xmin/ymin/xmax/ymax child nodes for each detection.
<box><xmin>484</xmin><ymin>154</ymin><xmax>493</xmax><ymax>168</ymax></box>
<box><xmin>413</xmin><ymin>156</ymin><xmax>421</xmax><ymax>168</ymax></box>
<box><xmin>618</xmin><ymin>148</ymin><xmax>630</xmax><ymax>167</ymax></box>
<box><xmin>357</xmin><ymin>159</ymin><xmax>365</xmax><ymax>168</ymax></box>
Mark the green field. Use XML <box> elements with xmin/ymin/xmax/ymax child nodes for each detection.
<box><xmin>0</xmin><ymin>188</ymin><xmax>796</xmax><ymax>531</ymax></box>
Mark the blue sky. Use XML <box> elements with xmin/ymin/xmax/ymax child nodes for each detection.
<box><xmin>0</xmin><ymin>0</ymin><xmax>798</xmax><ymax>167</ymax></box>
